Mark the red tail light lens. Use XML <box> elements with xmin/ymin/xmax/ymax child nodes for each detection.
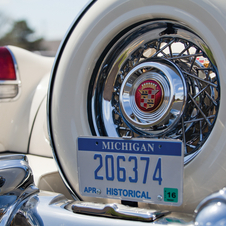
<box><xmin>0</xmin><ymin>47</ymin><xmax>16</xmax><ymax>80</ymax></box>
<box><xmin>0</xmin><ymin>46</ymin><xmax>20</xmax><ymax>100</ymax></box>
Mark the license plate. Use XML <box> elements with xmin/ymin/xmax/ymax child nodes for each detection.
<box><xmin>77</xmin><ymin>137</ymin><xmax>184</xmax><ymax>206</ymax></box>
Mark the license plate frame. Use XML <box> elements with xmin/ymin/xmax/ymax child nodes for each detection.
<box><xmin>77</xmin><ymin>136</ymin><xmax>184</xmax><ymax>206</ymax></box>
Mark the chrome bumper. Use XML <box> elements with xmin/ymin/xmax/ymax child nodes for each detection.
<box><xmin>0</xmin><ymin>154</ymin><xmax>223</xmax><ymax>225</ymax></box>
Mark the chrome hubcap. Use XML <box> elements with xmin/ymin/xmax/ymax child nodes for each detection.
<box><xmin>89</xmin><ymin>21</ymin><xmax>220</xmax><ymax>164</ymax></box>
<box><xmin>119</xmin><ymin>59</ymin><xmax>186</xmax><ymax>135</ymax></box>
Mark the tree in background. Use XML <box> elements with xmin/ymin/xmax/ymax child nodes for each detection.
<box><xmin>0</xmin><ymin>20</ymin><xmax>44</xmax><ymax>51</ymax></box>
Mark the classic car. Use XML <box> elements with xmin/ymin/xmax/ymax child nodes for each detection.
<box><xmin>1</xmin><ymin>0</ymin><xmax>226</xmax><ymax>225</ymax></box>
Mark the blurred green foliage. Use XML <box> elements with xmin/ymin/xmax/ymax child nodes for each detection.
<box><xmin>0</xmin><ymin>15</ymin><xmax>44</xmax><ymax>51</ymax></box>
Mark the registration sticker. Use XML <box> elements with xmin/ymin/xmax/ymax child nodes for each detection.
<box><xmin>77</xmin><ymin>137</ymin><xmax>184</xmax><ymax>206</ymax></box>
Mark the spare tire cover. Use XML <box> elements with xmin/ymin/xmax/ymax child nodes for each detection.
<box><xmin>48</xmin><ymin>0</ymin><xmax>226</xmax><ymax>213</ymax></box>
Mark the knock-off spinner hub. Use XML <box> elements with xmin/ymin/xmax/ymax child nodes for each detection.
<box><xmin>119</xmin><ymin>59</ymin><xmax>187</xmax><ymax>135</ymax></box>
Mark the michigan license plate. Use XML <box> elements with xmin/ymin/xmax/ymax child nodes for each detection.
<box><xmin>77</xmin><ymin>137</ymin><xmax>184</xmax><ymax>206</ymax></box>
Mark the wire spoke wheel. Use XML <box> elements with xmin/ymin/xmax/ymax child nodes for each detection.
<box><xmin>89</xmin><ymin>21</ymin><xmax>220</xmax><ymax>164</ymax></box>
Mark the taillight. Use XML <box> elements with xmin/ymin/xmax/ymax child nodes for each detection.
<box><xmin>0</xmin><ymin>47</ymin><xmax>20</xmax><ymax>100</ymax></box>
<box><xmin>0</xmin><ymin>47</ymin><xmax>16</xmax><ymax>80</ymax></box>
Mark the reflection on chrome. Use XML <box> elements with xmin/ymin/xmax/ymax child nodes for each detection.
<box><xmin>2</xmin><ymin>154</ymin><xmax>226</xmax><ymax>225</ymax></box>
<box><xmin>89</xmin><ymin>20</ymin><xmax>220</xmax><ymax>165</ymax></box>
<box><xmin>119</xmin><ymin>59</ymin><xmax>186</xmax><ymax>136</ymax></box>
<box><xmin>0</xmin><ymin>154</ymin><xmax>193</xmax><ymax>225</ymax></box>
<box><xmin>194</xmin><ymin>188</ymin><xmax>226</xmax><ymax>226</ymax></box>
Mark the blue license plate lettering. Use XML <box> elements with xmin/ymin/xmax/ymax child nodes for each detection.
<box><xmin>93</xmin><ymin>154</ymin><xmax>162</xmax><ymax>185</ymax></box>
<box><xmin>78</xmin><ymin>137</ymin><xmax>183</xmax><ymax>206</ymax></box>
<box><xmin>105</xmin><ymin>155</ymin><xmax>114</xmax><ymax>181</ymax></box>
<box><xmin>153</xmin><ymin>158</ymin><xmax>162</xmax><ymax>185</ymax></box>
<box><xmin>128</xmin><ymin>156</ymin><xmax>138</xmax><ymax>183</ymax></box>
<box><xmin>94</xmin><ymin>154</ymin><xmax>103</xmax><ymax>180</ymax></box>
<box><xmin>117</xmin><ymin>155</ymin><xmax>126</xmax><ymax>182</ymax></box>
<box><xmin>140</xmin><ymin>156</ymin><xmax>149</xmax><ymax>184</ymax></box>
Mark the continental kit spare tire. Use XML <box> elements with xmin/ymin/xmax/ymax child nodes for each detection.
<box><xmin>48</xmin><ymin>0</ymin><xmax>226</xmax><ymax>213</ymax></box>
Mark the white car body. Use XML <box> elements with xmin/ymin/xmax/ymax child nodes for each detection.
<box><xmin>1</xmin><ymin>0</ymin><xmax>226</xmax><ymax>225</ymax></box>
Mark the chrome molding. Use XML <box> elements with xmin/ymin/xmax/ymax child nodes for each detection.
<box><xmin>194</xmin><ymin>188</ymin><xmax>226</xmax><ymax>225</ymax></box>
<box><xmin>8</xmin><ymin>191</ymin><xmax>194</xmax><ymax>226</ymax></box>
<box><xmin>0</xmin><ymin>154</ymin><xmax>193</xmax><ymax>225</ymax></box>
<box><xmin>0</xmin><ymin>154</ymin><xmax>38</xmax><ymax>225</ymax></box>
<box><xmin>4</xmin><ymin>154</ymin><xmax>224</xmax><ymax>225</ymax></box>
<box><xmin>71</xmin><ymin>201</ymin><xmax>170</xmax><ymax>222</ymax></box>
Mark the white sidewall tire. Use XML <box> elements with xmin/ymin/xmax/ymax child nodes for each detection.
<box><xmin>49</xmin><ymin>0</ymin><xmax>226</xmax><ymax>213</ymax></box>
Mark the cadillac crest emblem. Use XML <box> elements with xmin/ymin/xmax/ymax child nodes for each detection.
<box><xmin>135</xmin><ymin>79</ymin><xmax>164</xmax><ymax>112</ymax></box>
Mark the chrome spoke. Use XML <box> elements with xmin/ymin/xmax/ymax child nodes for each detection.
<box><xmin>113</xmin><ymin>109</ymin><xmax>121</xmax><ymax>116</ymax></box>
<box><xmin>200</xmin><ymin>121</ymin><xmax>203</xmax><ymax>141</ymax></box>
<box><xmin>186</xmin><ymin>143</ymin><xmax>196</xmax><ymax>149</ymax></box>
<box><xmin>169</xmin><ymin>43</ymin><xmax>173</xmax><ymax>58</ymax></box>
<box><xmin>177</xmin><ymin>44</ymin><xmax>192</xmax><ymax>57</ymax></box>
<box><xmin>119</xmin><ymin>127</ymin><xmax>131</xmax><ymax>131</ymax></box>
<box><xmin>188</xmin><ymin>85</ymin><xmax>209</xmax><ymax>104</ymax></box>
<box><xmin>168</xmin><ymin>53</ymin><xmax>203</xmax><ymax>60</ymax></box>
<box><xmin>196</xmin><ymin>67</ymin><xmax>213</xmax><ymax>71</ymax></box>
<box><xmin>151</xmin><ymin>39</ymin><xmax>175</xmax><ymax>58</ymax></box>
<box><xmin>181</xmin><ymin>116</ymin><xmax>187</xmax><ymax>155</ymax></box>
<box><xmin>184</xmin><ymin>115</ymin><xmax>215</xmax><ymax>124</ymax></box>
<box><xmin>188</xmin><ymin>93</ymin><xmax>212</xmax><ymax>126</ymax></box>
<box><xmin>204</xmin><ymin>90</ymin><xmax>218</xmax><ymax>106</ymax></box>
<box><xmin>182</xmin><ymin>71</ymin><xmax>218</xmax><ymax>88</ymax></box>
<box><xmin>189</xmin><ymin>49</ymin><xmax>199</xmax><ymax>73</ymax></box>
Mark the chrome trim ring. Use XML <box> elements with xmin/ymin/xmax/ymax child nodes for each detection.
<box><xmin>89</xmin><ymin>20</ymin><xmax>220</xmax><ymax>164</ymax></box>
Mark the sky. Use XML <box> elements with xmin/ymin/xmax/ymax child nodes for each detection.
<box><xmin>0</xmin><ymin>0</ymin><xmax>90</xmax><ymax>41</ymax></box>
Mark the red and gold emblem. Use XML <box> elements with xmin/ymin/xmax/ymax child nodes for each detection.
<box><xmin>135</xmin><ymin>79</ymin><xmax>164</xmax><ymax>112</ymax></box>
